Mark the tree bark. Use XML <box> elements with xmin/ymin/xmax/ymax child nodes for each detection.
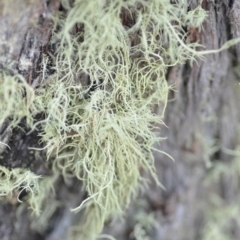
<box><xmin>1</xmin><ymin>0</ymin><xmax>240</xmax><ymax>240</ymax></box>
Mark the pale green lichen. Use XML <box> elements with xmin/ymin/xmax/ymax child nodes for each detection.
<box><xmin>33</xmin><ymin>1</ymin><xmax>208</xmax><ymax>239</ymax></box>
<box><xmin>0</xmin><ymin>71</ymin><xmax>34</xmax><ymax>127</ymax></box>
<box><xmin>0</xmin><ymin>166</ymin><xmax>41</xmax><ymax>212</ymax></box>
<box><xmin>0</xmin><ymin>165</ymin><xmax>58</xmax><ymax>218</ymax></box>
<box><xmin>1</xmin><ymin>0</ymin><xmax>240</xmax><ymax>239</ymax></box>
<box><xmin>202</xmin><ymin>145</ymin><xmax>240</xmax><ymax>240</ymax></box>
<box><xmin>130</xmin><ymin>202</ymin><xmax>156</xmax><ymax>240</ymax></box>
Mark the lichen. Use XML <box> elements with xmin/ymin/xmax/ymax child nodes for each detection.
<box><xmin>0</xmin><ymin>166</ymin><xmax>41</xmax><ymax>213</ymax></box>
<box><xmin>35</xmin><ymin>1</ymin><xmax>207</xmax><ymax>239</ymax></box>
<box><xmin>1</xmin><ymin>0</ymin><xmax>240</xmax><ymax>239</ymax></box>
<box><xmin>0</xmin><ymin>71</ymin><xmax>34</xmax><ymax>128</ymax></box>
<box><xmin>202</xmin><ymin>145</ymin><xmax>240</xmax><ymax>240</ymax></box>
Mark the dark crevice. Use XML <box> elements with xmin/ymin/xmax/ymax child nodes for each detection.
<box><xmin>228</xmin><ymin>0</ymin><xmax>234</xmax><ymax>9</ymax></box>
<box><xmin>180</xmin><ymin>61</ymin><xmax>191</xmax><ymax>106</ymax></box>
<box><xmin>0</xmin><ymin>118</ymin><xmax>50</xmax><ymax>176</ymax></box>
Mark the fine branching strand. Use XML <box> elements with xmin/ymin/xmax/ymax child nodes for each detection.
<box><xmin>33</xmin><ymin>1</ymin><xmax>209</xmax><ymax>239</ymax></box>
<box><xmin>0</xmin><ymin>166</ymin><xmax>40</xmax><ymax>212</ymax></box>
<box><xmin>0</xmin><ymin>72</ymin><xmax>34</xmax><ymax>127</ymax></box>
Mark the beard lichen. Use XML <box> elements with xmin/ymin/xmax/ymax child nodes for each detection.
<box><xmin>0</xmin><ymin>71</ymin><xmax>34</xmax><ymax>128</ymax></box>
<box><xmin>0</xmin><ymin>165</ymin><xmax>43</xmax><ymax>214</ymax></box>
<box><xmin>1</xmin><ymin>0</ymin><xmax>239</xmax><ymax>239</ymax></box>
<box><xmin>32</xmin><ymin>1</ymin><xmax>206</xmax><ymax>238</ymax></box>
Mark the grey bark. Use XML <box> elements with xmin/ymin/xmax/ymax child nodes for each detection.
<box><xmin>0</xmin><ymin>0</ymin><xmax>240</xmax><ymax>240</ymax></box>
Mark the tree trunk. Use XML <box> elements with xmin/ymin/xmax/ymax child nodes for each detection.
<box><xmin>1</xmin><ymin>0</ymin><xmax>240</xmax><ymax>240</ymax></box>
